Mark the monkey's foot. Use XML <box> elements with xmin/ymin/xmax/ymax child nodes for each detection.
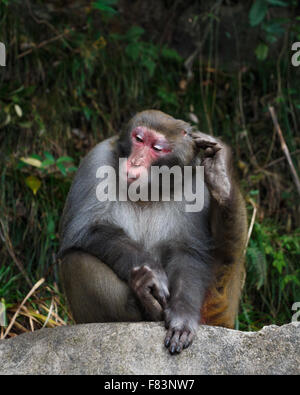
<box><xmin>164</xmin><ymin>312</ymin><xmax>197</xmax><ymax>354</ymax></box>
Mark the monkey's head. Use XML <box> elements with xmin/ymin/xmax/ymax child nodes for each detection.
<box><xmin>118</xmin><ymin>110</ymin><xmax>196</xmax><ymax>184</ymax></box>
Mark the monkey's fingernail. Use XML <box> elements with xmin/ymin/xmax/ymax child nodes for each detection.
<box><xmin>176</xmin><ymin>346</ymin><xmax>181</xmax><ymax>353</ymax></box>
<box><xmin>170</xmin><ymin>345</ymin><xmax>176</xmax><ymax>354</ymax></box>
<box><xmin>165</xmin><ymin>338</ymin><xmax>170</xmax><ymax>348</ymax></box>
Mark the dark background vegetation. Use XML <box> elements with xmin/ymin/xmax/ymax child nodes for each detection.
<box><xmin>0</xmin><ymin>0</ymin><xmax>299</xmax><ymax>337</ymax></box>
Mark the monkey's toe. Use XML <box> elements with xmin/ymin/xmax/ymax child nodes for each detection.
<box><xmin>164</xmin><ymin>328</ymin><xmax>194</xmax><ymax>354</ymax></box>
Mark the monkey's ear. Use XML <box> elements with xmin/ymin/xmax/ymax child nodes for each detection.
<box><xmin>181</xmin><ymin>130</ymin><xmax>188</xmax><ymax>136</ymax></box>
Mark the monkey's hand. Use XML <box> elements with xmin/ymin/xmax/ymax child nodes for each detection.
<box><xmin>164</xmin><ymin>307</ymin><xmax>198</xmax><ymax>354</ymax></box>
<box><xmin>130</xmin><ymin>265</ymin><xmax>169</xmax><ymax>321</ymax></box>
<box><xmin>191</xmin><ymin>131</ymin><xmax>233</xmax><ymax>206</ymax></box>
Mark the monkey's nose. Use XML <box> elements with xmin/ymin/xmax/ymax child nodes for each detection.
<box><xmin>131</xmin><ymin>158</ymin><xmax>144</xmax><ymax>167</ymax></box>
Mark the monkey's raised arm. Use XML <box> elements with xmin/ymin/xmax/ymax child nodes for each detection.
<box><xmin>191</xmin><ymin>132</ymin><xmax>247</xmax><ymax>262</ymax></box>
<box><xmin>210</xmin><ymin>185</ymin><xmax>247</xmax><ymax>264</ymax></box>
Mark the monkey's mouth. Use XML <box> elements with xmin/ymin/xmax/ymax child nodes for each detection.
<box><xmin>127</xmin><ymin>172</ymin><xmax>138</xmax><ymax>183</ymax></box>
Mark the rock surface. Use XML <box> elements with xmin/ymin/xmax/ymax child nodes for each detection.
<box><xmin>0</xmin><ymin>322</ymin><xmax>299</xmax><ymax>375</ymax></box>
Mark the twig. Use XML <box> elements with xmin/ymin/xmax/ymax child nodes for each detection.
<box><xmin>2</xmin><ymin>278</ymin><xmax>45</xmax><ymax>339</ymax></box>
<box><xmin>263</xmin><ymin>149</ymin><xmax>300</xmax><ymax>169</ymax></box>
<box><xmin>25</xmin><ymin>0</ymin><xmax>72</xmax><ymax>50</ymax></box>
<box><xmin>238</xmin><ymin>68</ymin><xmax>259</xmax><ymax>168</ymax></box>
<box><xmin>244</xmin><ymin>198</ymin><xmax>257</xmax><ymax>254</ymax></box>
<box><xmin>42</xmin><ymin>297</ymin><xmax>54</xmax><ymax>328</ymax></box>
<box><xmin>269</xmin><ymin>106</ymin><xmax>300</xmax><ymax>197</ymax></box>
<box><xmin>184</xmin><ymin>0</ymin><xmax>223</xmax><ymax>79</ymax></box>
<box><xmin>158</xmin><ymin>0</ymin><xmax>181</xmax><ymax>46</ymax></box>
<box><xmin>17</xmin><ymin>29</ymin><xmax>74</xmax><ymax>59</ymax></box>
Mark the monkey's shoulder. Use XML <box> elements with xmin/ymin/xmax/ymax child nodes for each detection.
<box><xmin>79</xmin><ymin>136</ymin><xmax>118</xmax><ymax>171</ymax></box>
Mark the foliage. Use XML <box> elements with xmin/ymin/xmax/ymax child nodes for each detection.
<box><xmin>249</xmin><ymin>0</ymin><xmax>300</xmax><ymax>61</ymax></box>
<box><xmin>241</xmin><ymin>222</ymin><xmax>300</xmax><ymax>330</ymax></box>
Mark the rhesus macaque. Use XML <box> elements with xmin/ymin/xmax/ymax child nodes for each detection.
<box><xmin>58</xmin><ymin>110</ymin><xmax>247</xmax><ymax>354</ymax></box>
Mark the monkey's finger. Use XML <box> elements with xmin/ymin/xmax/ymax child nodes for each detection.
<box><xmin>164</xmin><ymin>328</ymin><xmax>174</xmax><ymax>348</ymax></box>
<box><xmin>133</xmin><ymin>268</ymin><xmax>155</xmax><ymax>291</ymax></box>
<box><xmin>183</xmin><ymin>332</ymin><xmax>194</xmax><ymax>349</ymax></box>
<box><xmin>204</xmin><ymin>147</ymin><xmax>214</xmax><ymax>157</ymax></box>
<box><xmin>190</xmin><ymin>131</ymin><xmax>216</xmax><ymax>142</ymax></box>
<box><xmin>203</xmin><ymin>145</ymin><xmax>222</xmax><ymax>158</ymax></box>
<box><xmin>194</xmin><ymin>139</ymin><xmax>218</xmax><ymax>150</ymax></box>
<box><xmin>139</xmin><ymin>290</ymin><xmax>164</xmax><ymax>321</ymax></box>
<box><xmin>168</xmin><ymin>330</ymin><xmax>181</xmax><ymax>354</ymax></box>
<box><xmin>176</xmin><ymin>331</ymin><xmax>188</xmax><ymax>352</ymax></box>
<box><xmin>151</xmin><ymin>282</ymin><xmax>169</xmax><ymax>309</ymax></box>
<box><xmin>131</xmin><ymin>265</ymin><xmax>150</xmax><ymax>282</ymax></box>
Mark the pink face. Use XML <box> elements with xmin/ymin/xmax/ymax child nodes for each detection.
<box><xmin>126</xmin><ymin>126</ymin><xmax>172</xmax><ymax>182</ymax></box>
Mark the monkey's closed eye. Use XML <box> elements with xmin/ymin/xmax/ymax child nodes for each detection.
<box><xmin>153</xmin><ymin>144</ymin><xmax>163</xmax><ymax>152</ymax></box>
<box><xmin>135</xmin><ymin>134</ymin><xmax>144</xmax><ymax>143</ymax></box>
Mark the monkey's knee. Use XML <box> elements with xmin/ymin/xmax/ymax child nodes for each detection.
<box><xmin>60</xmin><ymin>252</ymin><xmax>142</xmax><ymax>324</ymax></box>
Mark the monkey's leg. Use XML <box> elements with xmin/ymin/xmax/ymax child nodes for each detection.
<box><xmin>60</xmin><ymin>252</ymin><xmax>143</xmax><ymax>323</ymax></box>
<box><xmin>201</xmin><ymin>261</ymin><xmax>246</xmax><ymax>328</ymax></box>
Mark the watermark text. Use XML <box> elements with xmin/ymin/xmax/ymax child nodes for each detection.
<box><xmin>291</xmin><ymin>302</ymin><xmax>300</xmax><ymax>324</ymax></box>
<box><xmin>291</xmin><ymin>42</ymin><xmax>300</xmax><ymax>67</ymax></box>
<box><xmin>0</xmin><ymin>301</ymin><xmax>7</xmax><ymax>327</ymax></box>
<box><xmin>0</xmin><ymin>42</ymin><xmax>6</xmax><ymax>67</ymax></box>
<box><xmin>96</xmin><ymin>159</ymin><xmax>205</xmax><ymax>212</ymax></box>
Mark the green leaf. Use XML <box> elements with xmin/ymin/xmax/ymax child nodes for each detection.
<box><xmin>41</xmin><ymin>159</ymin><xmax>55</xmax><ymax>168</ymax></box>
<box><xmin>126</xmin><ymin>26</ymin><xmax>145</xmax><ymax>40</ymax></box>
<box><xmin>67</xmin><ymin>166</ymin><xmax>78</xmax><ymax>173</ymax></box>
<box><xmin>272</xmin><ymin>251</ymin><xmax>286</xmax><ymax>274</ymax></box>
<box><xmin>47</xmin><ymin>216</ymin><xmax>56</xmax><ymax>240</ymax></box>
<box><xmin>57</xmin><ymin>162</ymin><xmax>67</xmax><ymax>176</ymax></box>
<box><xmin>157</xmin><ymin>87</ymin><xmax>178</xmax><ymax>106</ymax></box>
<box><xmin>56</xmin><ymin>156</ymin><xmax>74</xmax><ymax>164</ymax></box>
<box><xmin>83</xmin><ymin>107</ymin><xmax>92</xmax><ymax>121</ymax></box>
<box><xmin>281</xmin><ymin>274</ymin><xmax>300</xmax><ymax>288</ymax></box>
<box><xmin>126</xmin><ymin>43</ymin><xmax>142</xmax><ymax>61</ymax></box>
<box><xmin>92</xmin><ymin>0</ymin><xmax>118</xmax><ymax>15</ymax></box>
<box><xmin>161</xmin><ymin>47</ymin><xmax>182</xmax><ymax>62</ymax></box>
<box><xmin>255</xmin><ymin>43</ymin><xmax>269</xmax><ymax>60</ymax></box>
<box><xmin>266</xmin><ymin>0</ymin><xmax>287</xmax><ymax>6</ymax></box>
<box><xmin>249</xmin><ymin>0</ymin><xmax>268</xmax><ymax>26</ymax></box>
<box><xmin>262</xmin><ymin>21</ymin><xmax>285</xmax><ymax>35</ymax></box>
<box><xmin>141</xmin><ymin>58</ymin><xmax>156</xmax><ymax>76</ymax></box>
<box><xmin>44</xmin><ymin>151</ymin><xmax>55</xmax><ymax>161</ymax></box>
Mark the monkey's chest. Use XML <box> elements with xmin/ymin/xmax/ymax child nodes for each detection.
<box><xmin>109</xmin><ymin>201</ymin><xmax>188</xmax><ymax>250</ymax></box>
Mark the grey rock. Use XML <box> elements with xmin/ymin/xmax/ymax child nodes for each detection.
<box><xmin>0</xmin><ymin>322</ymin><xmax>299</xmax><ymax>375</ymax></box>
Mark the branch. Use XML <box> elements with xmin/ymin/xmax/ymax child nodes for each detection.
<box><xmin>17</xmin><ymin>28</ymin><xmax>74</xmax><ymax>59</ymax></box>
<box><xmin>269</xmin><ymin>106</ymin><xmax>300</xmax><ymax>197</ymax></box>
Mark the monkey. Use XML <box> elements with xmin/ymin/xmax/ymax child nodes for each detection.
<box><xmin>58</xmin><ymin>110</ymin><xmax>247</xmax><ymax>354</ymax></box>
